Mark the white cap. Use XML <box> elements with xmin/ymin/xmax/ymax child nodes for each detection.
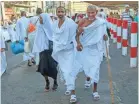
<box><xmin>125</xmin><ymin>5</ymin><xmax>129</xmax><ymax>8</ymax></box>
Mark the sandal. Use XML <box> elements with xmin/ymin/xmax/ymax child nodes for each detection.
<box><xmin>65</xmin><ymin>90</ymin><xmax>71</xmax><ymax>96</ymax></box>
<box><xmin>92</xmin><ymin>92</ymin><xmax>100</xmax><ymax>101</ymax></box>
<box><xmin>28</xmin><ymin>61</ymin><xmax>32</xmax><ymax>66</ymax></box>
<box><xmin>85</xmin><ymin>80</ymin><xmax>91</xmax><ymax>88</ymax></box>
<box><xmin>70</xmin><ymin>95</ymin><xmax>77</xmax><ymax>103</ymax></box>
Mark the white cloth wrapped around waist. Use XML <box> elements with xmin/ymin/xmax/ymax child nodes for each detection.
<box><xmin>52</xmin><ymin>42</ymin><xmax>74</xmax><ymax>61</ymax></box>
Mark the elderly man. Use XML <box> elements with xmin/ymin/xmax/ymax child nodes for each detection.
<box><xmin>76</xmin><ymin>5</ymin><xmax>108</xmax><ymax>101</ymax></box>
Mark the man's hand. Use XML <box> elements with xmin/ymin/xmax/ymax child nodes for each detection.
<box><xmin>103</xmin><ymin>35</ymin><xmax>108</xmax><ymax>41</ymax></box>
<box><xmin>76</xmin><ymin>42</ymin><xmax>83</xmax><ymax>51</ymax></box>
<box><xmin>78</xmin><ymin>27</ymin><xmax>84</xmax><ymax>34</ymax></box>
<box><xmin>0</xmin><ymin>48</ymin><xmax>5</xmax><ymax>52</ymax></box>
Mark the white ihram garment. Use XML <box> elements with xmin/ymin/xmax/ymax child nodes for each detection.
<box><xmin>0</xmin><ymin>33</ymin><xmax>7</xmax><ymax>76</ymax></box>
<box><xmin>76</xmin><ymin>17</ymin><xmax>106</xmax><ymax>84</ymax></box>
<box><xmin>52</xmin><ymin>17</ymin><xmax>81</xmax><ymax>91</ymax></box>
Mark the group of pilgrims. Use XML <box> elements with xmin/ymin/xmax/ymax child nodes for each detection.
<box><xmin>0</xmin><ymin>5</ymin><xmax>111</xmax><ymax>103</ymax></box>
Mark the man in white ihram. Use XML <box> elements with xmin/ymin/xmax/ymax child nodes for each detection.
<box><xmin>16</xmin><ymin>11</ymin><xmax>35</xmax><ymax>66</ymax></box>
<box><xmin>76</xmin><ymin>5</ymin><xmax>108</xmax><ymax>101</ymax></box>
<box><xmin>52</xmin><ymin>6</ymin><xmax>81</xmax><ymax>103</ymax></box>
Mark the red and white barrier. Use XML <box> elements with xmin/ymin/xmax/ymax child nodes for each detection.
<box><xmin>117</xmin><ymin>19</ymin><xmax>122</xmax><ymax>49</ymax></box>
<box><xmin>111</xmin><ymin>18</ymin><xmax>114</xmax><ymax>39</ymax></box>
<box><xmin>107</xmin><ymin>18</ymin><xmax>138</xmax><ymax>67</ymax></box>
<box><xmin>122</xmin><ymin>20</ymin><xmax>128</xmax><ymax>56</ymax></box>
<box><xmin>113</xmin><ymin>18</ymin><xmax>117</xmax><ymax>43</ymax></box>
<box><xmin>130</xmin><ymin>22</ymin><xmax>138</xmax><ymax>67</ymax></box>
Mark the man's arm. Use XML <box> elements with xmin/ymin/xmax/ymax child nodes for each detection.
<box><xmin>75</xmin><ymin>19</ymin><xmax>85</xmax><ymax>51</ymax></box>
<box><xmin>75</xmin><ymin>19</ymin><xmax>85</xmax><ymax>43</ymax></box>
<box><xmin>15</xmin><ymin>20</ymin><xmax>20</xmax><ymax>41</ymax></box>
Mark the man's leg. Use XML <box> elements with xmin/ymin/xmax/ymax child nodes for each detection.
<box><xmin>66</xmin><ymin>75</ymin><xmax>77</xmax><ymax>103</ymax></box>
<box><xmin>52</xmin><ymin>74</ymin><xmax>58</xmax><ymax>91</ymax></box>
<box><xmin>29</xmin><ymin>53</ymin><xmax>36</xmax><ymax>64</ymax></box>
<box><xmin>44</xmin><ymin>75</ymin><xmax>50</xmax><ymax>92</ymax></box>
<box><xmin>87</xmin><ymin>77</ymin><xmax>90</xmax><ymax>81</ymax></box>
<box><xmin>92</xmin><ymin>68</ymin><xmax>100</xmax><ymax>100</ymax></box>
<box><xmin>35</xmin><ymin>53</ymin><xmax>40</xmax><ymax>66</ymax></box>
<box><xmin>85</xmin><ymin>77</ymin><xmax>91</xmax><ymax>88</ymax></box>
<box><xmin>93</xmin><ymin>82</ymin><xmax>98</xmax><ymax>92</ymax></box>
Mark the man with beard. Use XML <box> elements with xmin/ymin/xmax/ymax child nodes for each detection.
<box><xmin>52</xmin><ymin>6</ymin><xmax>81</xmax><ymax>103</ymax></box>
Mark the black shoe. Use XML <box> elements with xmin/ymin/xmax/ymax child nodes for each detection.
<box><xmin>52</xmin><ymin>83</ymin><xmax>58</xmax><ymax>91</ymax></box>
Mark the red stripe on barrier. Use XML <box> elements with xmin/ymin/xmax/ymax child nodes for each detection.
<box><xmin>111</xmin><ymin>18</ymin><xmax>114</xmax><ymax>24</ymax></box>
<box><xmin>122</xmin><ymin>20</ymin><xmax>128</xmax><ymax>29</ymax></box>
<box><xmin>114</xmin><ymin>32</ymin><xmax>117</xmax><ymax>38</ymax></box>
<box><xmin>115</xmin><ymin>19</ymin><xmax>117</xmax><ymax>24</ymax></box>
<box><xmin>131</xmin><ymin>22</ymin><xmax>138</xmax><ymax>33</ymax></box>
<box><xmin>113</xmin><ymin>18</ymin><xmax>115</xmax><ymax>24</ymax></box>
<box><xmin>130</xmin><ymin>47</ymin><xmax>137</xmax><ymax>58</ymax></box>
<box><xmin>117</xmin><ymin>20</ymin><xmax>122</xmax><ymax>27</ymax></box>
<box><xmin>122</xmin><ymin>39</ymin><xmax>128</xmax><ymax>47</ymax></box>
<box><xmin>107</xmin><ymin>18</ymin><xmax>110</xmax><ymax>22</ymax></box>
<box><xmin>117</xmin><ymin>36</ymin><xmax>121</xmax><ymax>42</ymax></box>
<box><xmin>109</xmin><ymin>18</ymin><xmax>112</xmax><ymax>23</ymax></box>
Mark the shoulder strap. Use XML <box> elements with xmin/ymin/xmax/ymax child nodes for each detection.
<box><xmin>34</xmin><ymin>17</ymin><xmax>40</xmax><ymax>26</ymax></box>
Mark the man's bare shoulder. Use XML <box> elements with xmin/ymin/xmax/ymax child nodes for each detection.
<box><xmin>78</xmin><ymin>18</ymin><xmax>87</xmax><ymax>26</ymax></box>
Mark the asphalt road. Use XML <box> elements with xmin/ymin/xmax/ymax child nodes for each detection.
<box><xmin>1</xmin><ymin>40</ymin><xmax>138</xmax><ymax>104</ymax></box>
